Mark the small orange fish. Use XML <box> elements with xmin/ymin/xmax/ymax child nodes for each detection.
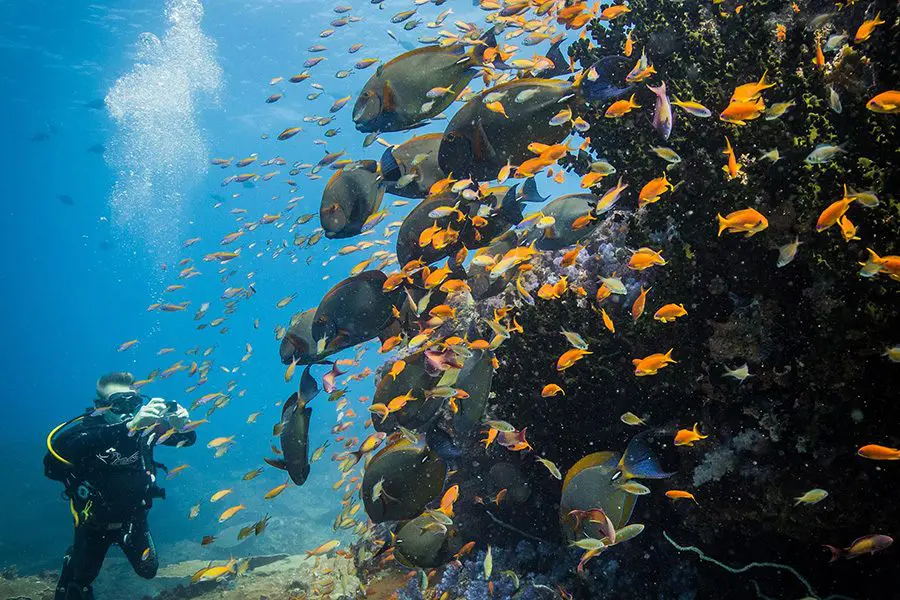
<box><xmin>638</xmin><ymin>173</ymin><xmax>674</xmax><ymax>207</ymax></box>
<box><xmin>721</xmin><ymin>136</ymin><xmax>742</xmax><ymax>179</ymax></box>
<box><xmin>816</xmin><ymin>186</ymin><xmax>855</xmax><ymax>232</ymax></box>
<box><xmin>557</xmin><ymin>348</ymin><xmax>592</xmax><ymax>371</ymax></box>
<box><xmin>654</xmin><ymin>303</ymin><xmax>687</xmax><ymax>323</ymax></box>
<box><xmin>632</xmin><ymin>349</ymin><xmax>676</xmax><ymax>376</ymax></box>
<box><xmin>387</xmin><ymin>360</ymin><xmax>406</xmax><ymax>380</ymax></box>
<box><xmin>631</xmin><ymin>286</ymin><xmax>651</xmax><ymax>320</ymax></box>
<box><xmin>866</xmin><ymin>90</ymin><xmax>900</xmax><ymax>114</ymax></box>
<box><xmin>854</xmin><ymin>12</ymin><xmax>884</xmax><ymax>43</ymax></box>
<box><xmin>601</xmin><ymin>307</ymin><xmax>615</xmax><ymax>333</ymax></box>
<box><xmin>857</xmin><ymin>444</ymin><xmax>900</xmax><ymax>460</ymax></box>
<box><xmin>720</xmin><ymin>98</ymin><xmax>765</xmax><ymax>125</ymax></box>
<box><xmin>665</xmin><ymin>490</ymin><xmax>699</xmax><ymax>504</ymax></box>
<box><xmin>674</xmin><ymin>423</ymin><xmax>708</xmax><ymax>446</ymax></box>
<box><xmin>812</xmin><ymin>35</ymin><xmax>825</xmax><ymax>69</ymax></box>
<box><xmin>605</xmin><ymin>94</ymin><xmax>641</xmax><ymax>118</ymax></box>
<box><xmin>731</xmin><ymin>70</ymin><xmax>775</xmax><ymax>103</ymax></box>
<box><xmin>541</xmin><ymin>383</ymin><xmax>565</xmax><ymax>397</ymax></box>
<box><xmin>623</xmin><ymin>30</ymin><xmax>633</xmax><ymax>56</ymax></box>
<box><xmin>717</xmin><ymin>208</ymin><xmax>768</xmax><ymax>237</ymax></box>
<box><xmin>627</xmin><ymin>248</ymin><xmax>666</xmax><ymax>270</ymax></box>
<box><xmin>440</xmin><ymin>484</ymin><xmax>460</xmax><ymax>517</ymax></box>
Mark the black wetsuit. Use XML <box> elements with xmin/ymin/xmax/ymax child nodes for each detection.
<box><xmin>44</xmin><ymin>412</ymin><xmax>195</xmax><ymax>600</ymax></box>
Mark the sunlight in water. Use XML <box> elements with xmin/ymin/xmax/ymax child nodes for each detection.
<box><xmin>105</xmin><ymin>0</ymin><xmax>221</xmax><ymax>258</ymax></box>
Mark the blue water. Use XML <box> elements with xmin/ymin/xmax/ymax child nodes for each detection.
<box><xmin>0</xmin><ymin>0</ymin><xmax>573</xmax><ymax>586</ymax></box>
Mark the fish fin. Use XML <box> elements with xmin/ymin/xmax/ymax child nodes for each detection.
<box><xmin>382</xmin><ymin>81</ymin><xmax>398</xmax><ymax>113</ymax></box>
<box><xmin>578</xmin><ymin>56</ymin><xmax>634</xmax><ymax>102</ymax></box>
<box><xmin>380</xmin><ymin>147</ymin><xmax>402</xmax><ymax>182</ymax></box>
<box><xmin>541</xmin><ymin>38</ymin><xmax>569</xmax><ymax>79</ymax></box>
<box><xmin>519</xmin><ymin>177</ymin><xmax>548</xmax><ymax>203</ymax></box>
<box><xmin>716</xmin><ymin>213</ymin><xmax>728</xmax><ymax>237</ymax></box>
<box><xmin>823</xmin><ymin>545</ymin><xmax>841</xmax><ymax>562</ymax></box>
<box><xmin>298</xmin><ymin>365</ymin><xmax>319</xmax><ymax>408</ymax></box>
<box><xmin>470</xmin><ymin>118</ymin><xmax>497</xmax><ymax>162</ymax></box>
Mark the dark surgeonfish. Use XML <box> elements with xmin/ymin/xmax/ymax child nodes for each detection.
<box><xmin>352</xmin><ymin>29</ymin><xmax>498</xmax><ymax>134</ymax></box>
<box><xmin>395</xmin><ymin>180</ymin><xmax>543</xmax><ymax>266</ymax></box>
<box><xmin>373</xmin><ymin>351</ymin><xmax>444</xmax><ymax>433</ymax></box>
<box><xmin>280</xmin><ymin>308</ymin><xmax>329</xmax><ymax>365</ymax></box>
<box><xmin>380</xmin><ymin>133</ymin><xmax>446</xmax><ymax>198</ymax></box>
<box><xmin>361</xmin><ymin>437</ymin><xmax>447</xmax><ymax>522</ymax></box>
<box><xmin>311</xmin><ymin>270</ymin><xmax>402</xmax><ymax>355</ymax></box>
<box><xmin>522</xmin><ymin>193</ymin><xmax>606</xmax><ymax>251</ymax></box>
<box><xmin>438</xmin><ymin>57</ymin><xmax>632</xmax><ymax>180</ymax></box>
<box><xmin>466</xmin><ymin>230</ymin><xmax>520</xmax><ymax>300</ymax></box>
<box><xmin>280</xmin><ymin>366</ymin><xmax>318</xmax><ymax>485</ymax></box>
<box><xmin>394</xmin><ymin>512</ymin><xmax>461</xmax><ymax>568</ymax></box>
<box><xmin>320</xmin><ymin>160</ymin><xmax>384</xmax><ymax>239</ymax></box>
<box><xmin>450</xmin><ymin>348</ymin><xmax>494</xmax><ymax>433</ymax></box>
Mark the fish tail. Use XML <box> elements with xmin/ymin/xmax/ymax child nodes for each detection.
<box><xmin>823</xmin><ymin>545</ymin><xmax>842</xmax><ymax>562</ymax></box>
<box><xmin>519</xmin><ymin>177</ymin><xmax>547</xmax><ymax>203</ymax></box>
<box><xmin>578</xmin><ymin>56</ymin><xmax>633</xmax><ymax>102</ymax></box>
<box><xmin>716</xmin><ymin>214</ymin><xmax>728</xmax><ymax>237</ymax></box>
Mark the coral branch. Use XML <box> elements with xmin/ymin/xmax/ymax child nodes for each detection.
<box><xmin>662</xmin><ymin>531</ymin><xmax>855</xmax><ymax>600</ymax></box>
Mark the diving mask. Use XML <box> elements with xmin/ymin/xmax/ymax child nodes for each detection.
<box><xmin>105</xmin><ymin>391</ymin><xmax>144</xmax><ymax>416</ymax></box>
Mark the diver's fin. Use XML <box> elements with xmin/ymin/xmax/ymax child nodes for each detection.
<box><xmin>382</xmin><ymin>81</ymin><xmax>398</xmax><ymax>113</ymax></box>
<box><xmin>542</xmin><ymin>37</ymin><xmax>569</xmax><ymax>79</ymax></box>
<box><xmin>379</xmin><ymin>146</ymin><xmax>402</xmax><ymax>182</ymax></box>
<box><xmin>519</xmin><ymin>177</ymin><xmax>548</xmax><ymax>203</ymax></box>
<box><xmin>579</xmin><ymin>56</ymin><xmax>634</xmax><ymax>102</ymax></box>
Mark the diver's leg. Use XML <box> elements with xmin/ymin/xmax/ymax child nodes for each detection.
<box><xmin>119</xmin><ymin>511</ymin><xmax>158</xmax><ymax>579</ymax></box>
<box><xmin>58</xmin><ymin>526</ymin><xmax>109</xmax><ymax>600</ymax></box>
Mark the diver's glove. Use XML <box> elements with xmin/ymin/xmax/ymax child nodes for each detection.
<box><xmin>126</xmin><ymin>398</ymin><xmax>167</xmax><ymax>430</ymax></box>
<box><xmin>166</xmin><ymin>403</ymin><xmax>190</xmax><ymax>430</ymax></box>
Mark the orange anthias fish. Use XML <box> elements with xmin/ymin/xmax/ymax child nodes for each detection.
<box><xmin>541</xmin><ymin>383</ymin><xmax>565</xmax><ymax>397</ymax></box>
<box><xmin>674</xmin><ymin>423</ymin><xmax>708</xmax><ymax>446</ymax></box>
<box><xmin>721</xmin><ymin>136</ymin><xmax>742</xmax><ymax>179</ymax></box>
<box><xmin>816</xmin><ymin>186</ymin><xmax>855</xmax><ymax>232</ymax></box>
<box><xmin>605</xmin><ymin>94</ymin><xmax>641</xmax><ymax>118</ymax></box>
<box><xmin>666</xmin><ymin>490</ymin><xmax>699</xmax><ymax>504</ymax></box>
<box><xmin>627</xmin><ymin>247</ymin><xmax>666</xmax><ymax>270</ymax></box>
<box><xmin>866</xmin><ymin>90</ymin><xmax>900</xmax><ymax>114</ymax></box>
<box><xmin>857</xmin><ymin>444</ymin><xmax>900</xmax><ymax>460</ymax></box>
<box><xmin>854</xmin><ymin>12</ymin><xmax>885</xmax><ymax>43</ymax></box>
<box><xmin>440</xmin><ymin>484</ymin><xmax>460</xmax><ymax>517</ymax></box>
<box><xmin>557</xmin><ymin>348</ymin><xmax>592</xmax><ymax>371</ymax></box>
<box><xmin>730</xmin><ymin>70</ymin><xmax>775</xmax><ymax>103</ymax></box>
<box><xmin>638</xmin><ymin>173</ymin><xmax>674</xmax><ymax>207</ymax></box>
<box><xmin>654</xmin><ymin>303</ymin><xmax>688</xmax><ymax>323</ymax></box>
<box><xmin>717</xmin><ymin>208</ymin><xmax>768</xmax><ymax>237</ymax></box>
<box><xmin>720</xmin><ymin>98</ymin><xmax>765</xmax><ymax>125</ymax></box>
<box><xmin>632</xmin><ymin>349</ymin><xmax>676</xmax><ymax>376</ymax></box>
<box><xmin>631</xmin><ymin>286</ymin><xmax>651</xmax><ymax>320</ymax></box>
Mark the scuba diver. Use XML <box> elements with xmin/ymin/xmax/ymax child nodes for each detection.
<box><xmin>44</xmin><ymin>372</ymin><xmax>196</xmax><ymax>600</ymax></box>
